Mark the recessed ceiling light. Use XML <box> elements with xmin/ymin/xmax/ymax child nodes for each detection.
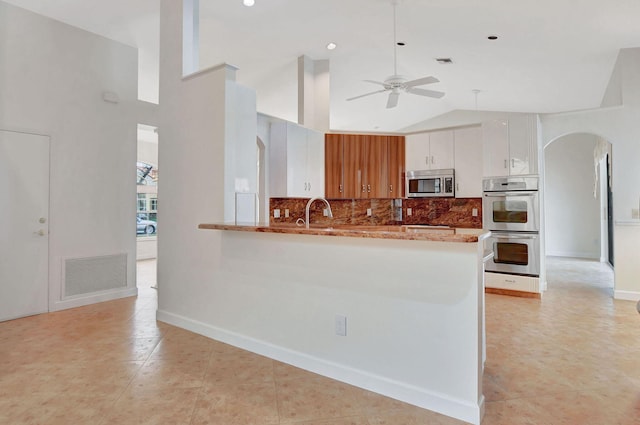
<box><xmin>396</xmin><ymin>42</ymin><xmax>405</xmax><ymax>46</ymax></box>
<box><xmin>487</xmin><ymin>35</ymin><xmax>498</xmax><ymax>40</ymax></box>
<box><xmin>436</xmin><ymin>58</ymin><xmax>453</xmax><ymax>64</ymax></box>
<box><xmin>326</xmin><ymin>42</ymin><xmax>337</xmax><ymax>50</ymax></box>
<box><xmin>243</xmin><ymin>0</ymin><xmax>255</xmax><ymax>6</ymax></box>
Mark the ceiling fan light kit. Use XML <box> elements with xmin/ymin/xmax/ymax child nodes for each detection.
<box><xmin>346</xmin><ymin>0</ymin><xmax>445</xmax><ymax>109</ymax></box>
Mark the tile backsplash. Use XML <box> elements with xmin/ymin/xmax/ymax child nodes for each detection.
<box><xmin>270</xmin><ymin>197</ymin><xmax>482</xmax><ymax>228</ymax></box>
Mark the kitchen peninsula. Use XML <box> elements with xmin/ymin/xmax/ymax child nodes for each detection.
<box><xmin>195</xmin><ymin>221</ymin><xmax>490</xmax><ymax>425</ymax></box>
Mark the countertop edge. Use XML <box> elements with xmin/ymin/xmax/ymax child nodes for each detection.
<box><xmin>198</xmin><ymin>223</ymin><xmax>487</xmax><ymax>243</ymax></box>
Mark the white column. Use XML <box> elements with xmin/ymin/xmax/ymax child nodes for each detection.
<box><xmin>182</xmin><ymin>0</ymin><xmax>199</xmax><ymax>76</ymax></box>
<box><xmin>298</xmin><ymin>55</ymin><xmax>330</xmax><ymax>132</ymax></box>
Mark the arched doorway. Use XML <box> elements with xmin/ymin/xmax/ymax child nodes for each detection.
<box><xmin>543</xmin><ymin>132</ymin><xmax>614</xmax><ymax>293</ymax></box>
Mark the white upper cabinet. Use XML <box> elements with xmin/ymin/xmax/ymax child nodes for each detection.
<box><xmin>453</xmin><ymin>126</ymin><xmax>483</xmax><ymax>198</ymax></box>
<box><xmin>482</xmin><ymin>119</ymin><xmax>509</xmax><ymax>177</ymax></box>
<box><xmin>305</xmin><ymin>128</ymin><xmax>325</xmax><ymax>197</ymax></box>
<box><xmin>406</xmin><ymin>130</ymin><xmax>454</xmax><ymax>171</ymax></box>
<box><xmin>482</xmin><ymin>114</ymin><xmax>538</xmax><ymax>177</ymax></box>
<box><xmin>508</xmin><ymin>115</ymin><xmax>538</xmax><ymax>175</ymax></box>
<box><xmin>405</xmin><ymin>132</ymin><xmax>430</xmax><ymax>170</ymax></box>
<box><xmin>428</xmin><ymin>130</ymin><xmax>455</xmax><ymax>169</ymax></box>
<box><xmin>269</xmin><ymin>121</ymin><xmax>325</xmax><ymax>198</ymax></box>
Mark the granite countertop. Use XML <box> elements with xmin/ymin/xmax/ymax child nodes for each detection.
<box><xmin>198</xmin><ymin>222</ymin><xmax>488</xmax><ymax>243</ymax></box>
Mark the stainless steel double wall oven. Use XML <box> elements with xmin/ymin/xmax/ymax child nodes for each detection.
<box><xmin>483</xmin><ymin>175</ymin><xmax>540</xmax><ymax>277</ymax></box>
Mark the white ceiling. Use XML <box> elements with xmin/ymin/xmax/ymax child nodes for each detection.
<box><xmin>5</xmin><ymin>0</ymin><xmax>640</xmax><ymax>132</ymax></box>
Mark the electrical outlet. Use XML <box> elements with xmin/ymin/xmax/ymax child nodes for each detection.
<box><xmin>273</xmin><ymin>209</ymin><xmax>280</xmax><ymax>218</ymax></box>
<box><xmin>472</xmin><ymin>208</ymin><xmax>478</xmax><ymax>217</ymax></box>
<box><xmin>407</xmin><ymin>208</ymin><xmax>412</xmax><ymax>216</ymax></box>
<box><xmin>335</xmin><ymin>314</ymin><xmax>347</xmax><ymax>336</ymax></box>
<box><xmin>366</xmin><ymin>208</ymin><xmax>372</xmax><ymax>216</ymax></box>
<box><xmin>285</xmin><ymin>209</ymin><xmax>289</xmax><ymax>218</ymax></box>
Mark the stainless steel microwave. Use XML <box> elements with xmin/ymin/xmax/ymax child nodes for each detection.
<box><xmin>405</xmin><ymin>169</ymin><xmax>455</xmax><ymax>198</ymax></box>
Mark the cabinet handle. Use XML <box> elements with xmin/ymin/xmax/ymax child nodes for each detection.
<box><xmin>456</xmin><ymin>183</ymin><xmax>459</xmax><ymax>192</ymax></box>
<box><xmin>431</xmin><ymin>156</ymin><xmax>434</xmax><ymax>164</ymax></box>
<box><xmin>511</xmin><ymin>158</ymin><xmax>515</xmax><ymax>168</ymax></box>
<box><xmin>389</xmin><ymin>184</ymin><xmax>393</xmax><ymax>192</ymax></box>
<box><xmin>362</xmin><ymin>184</ymin><xmax>366</xmax><ymax>193</ymax></box>
<box><xmin>308</xmin><ymin>182</ymin><xmax>311</xmax><ymax>191</ymax></box>
<box><xmin>425</xmin><ymin>156</ymin><xmax>429</xmax><ymax>166</ymax></box>
<box><xmin>367</xmin><ymin>184</ymin><xmax>371</xmax><ymax>193</ymax></box>
<box><xmin>504</xmin><ymin>159</ymin><xmax>508</xmax><ymax>169</ymax></box>
<box><xmin>339</xmin><ymin>184</ymin><xmax>343</xmax><ymax>193</ymax></box>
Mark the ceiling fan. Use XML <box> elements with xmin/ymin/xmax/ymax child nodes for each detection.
<box><xmin>346</xmin><ymin>1</ymin><xmax>445</xmax><ymax>109</ymax></box>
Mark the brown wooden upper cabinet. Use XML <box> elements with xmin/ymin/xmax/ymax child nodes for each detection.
<box><xmin>325</xmin><ymin>134</ymin><xmax>405</xmax><ymax>199</ymax></box>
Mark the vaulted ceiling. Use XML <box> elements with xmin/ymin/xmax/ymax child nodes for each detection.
<box><xmin>5</xmin><ymin>0</ymin><xmax>640</xmax><ymax>132</ymax></box>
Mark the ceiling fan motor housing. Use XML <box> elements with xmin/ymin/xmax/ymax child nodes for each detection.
<box><xmin>384</xmin><ymin>75</ymin><xmax>408</xmax><ymax>88</ymax></box>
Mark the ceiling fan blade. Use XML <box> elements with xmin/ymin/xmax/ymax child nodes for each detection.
<box><xmin>407</xmin><ymin>87</ymin><xmax>446</xmax><ymax>99</ymax></box>
<box><xmin>363</xmin><ymin>79</ymin><xmax>387</xmax><ymax>87</ymax></box>
<box><xmin>346</xmin><ymin>89</ymin><xmax>388</xmax><ymax>101</ymax></box>
<box><xmin>404</xmin><ymin>76</ymin><xmax>439</xmax><ymax>88</ymax></box>
<box><xmin>386</xmin><ymin>92</ymin><xmax>400</xmax><ymax>109</ymax></box>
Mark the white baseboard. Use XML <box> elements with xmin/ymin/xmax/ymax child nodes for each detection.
<box><xmin>51</xmin><ymin>287</ymin><xmax>138</xmax><ymax>312</ymax></box>
<box><xmin>613</xmin><ymin>290</ymin><xmax>640</xmax><ymax>302</ymax></box>
<box><xmin>156</xmin><ymin>309</ymin><xmax>484</xmax><ymax>425</ymax></box>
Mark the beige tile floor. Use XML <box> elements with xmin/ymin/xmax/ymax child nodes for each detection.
<box><xmin>1</xmin><ymin>257</ymin><xmax>638</xmax><ymax>424</ymax></box>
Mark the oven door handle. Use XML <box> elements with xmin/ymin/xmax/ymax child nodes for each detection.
<box><xmin>492</xmin><ymin>234</ymin><xmax>538</xmax><ymax>240</ymax></box>
<box><xmin>484</xmin><ymin>191</ymin><xmax>538</xmax><ymax>197</ymax></box>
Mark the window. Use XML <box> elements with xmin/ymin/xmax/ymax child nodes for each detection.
<box><xmin>137</xmin><ymin>194</ymin><xmax>147</xmax><ymax>212</ymax></box>
<box><xmin>137</xmin><ymin>162</ymin><xmax>158</xmax><ymax>186</ymax></box>
<box><xmin>136</xmin><ymin>161</ymin><xmax>158</xmax><ymax>236</ymax></box>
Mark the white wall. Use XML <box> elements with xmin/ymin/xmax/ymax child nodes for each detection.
<box><xmin>158</xmin><ymin>231</ymin><xmax>485</xmax><ymax>425</ymax></box>
<box><xmin>540</xmin><ymin>48</ymin><xmax>640</xmax><ymax>300</ymax></box>
<box><xmin>0</xmin><ymin>1</ymin><xmax>145</xmax><ymax>310</ymax></box>
<box><xmin>198</xmin><ymin>21</ymin><xmax>298</xmax><ymax>125</ymax></box>
<box><xmin>157</xmin><ymin>0</ymin><xmax>258</xmax><ymax>316</ymax></box>
<box><xmin>252</xmin><ymin>59</ymin><xmax>298</xmax><ymax>123</ymax></box>
<box><xmin>544</xmin><ymin>134</ymin><xmax>601</xmax><ymax>259</ymax></box>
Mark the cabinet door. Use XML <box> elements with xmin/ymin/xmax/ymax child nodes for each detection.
<box><xmin>428</xmin><ymin>130</ymin><xmax>454</xmax><ymax>169</ymax></box>
<box><xmin>405</xmin><ymin>133</ymin><xmax>430</xmax><ymax>170</ymax></box>
<box><xmin>387</xmin><ymin>136</ymin><xmax>405</xmax><ymax>198</ymax></box>
<box><xmin>306</xmin><ymin>129</ymin><xmax>325</xmax><ymax>197</ymax></box>
<box><xmin>324</xmin><ymin>134</ymin><xmax>344</xmax><ymax>199</ymax></box>
<box><xmin>365</xmin><ymin>135</ymin><xmax>388</xmax><ymax>198</ymax></box>
<box><xmin>453</xmin><ymin>126</ymin><xmax>483</xmax><ymax>198</ymax></box>
<box><xmin>482</xmin><ymin>119</ymin><xmax>509</xmax><ymax>177</ymax></box>
<box><xmin>343</xmin><ymin>134</ymin><xmax>363</xmax><ymax>198</ymax></box>
<box><xmin>286</xmin><ymin>123</ymin><xmax>309</xmax><ymax>197</ymax></box>
<box><xmin>508</xmin><ymin>115</ymin><xmax>537</xmax><ymax>175</ymax></box>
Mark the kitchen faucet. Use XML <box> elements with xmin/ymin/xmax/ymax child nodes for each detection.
<box><xmin>305</xmin><ymin>197</ymin><xmax>333</xmax><ymax>229</ymax></box>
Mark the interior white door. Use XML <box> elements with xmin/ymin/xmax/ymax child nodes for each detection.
<box><xmin>0</xmin><ymin>130</ymin><xmax>49</xmax><ymax>321</ymax></box>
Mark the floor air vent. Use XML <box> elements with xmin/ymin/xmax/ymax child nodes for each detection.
<box><xmin>64</xmin><ymin>253</ymin><xmax>127</xmax><ymax>297</ymax></box>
